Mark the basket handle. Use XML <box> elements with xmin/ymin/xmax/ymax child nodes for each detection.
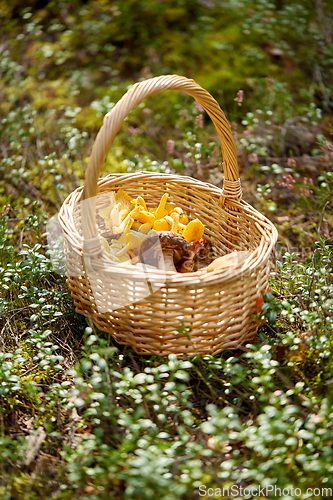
<box><xmin>82</xmin><ymin>74</ymin><xmax>241</xmax><ymax>240</ymax></box>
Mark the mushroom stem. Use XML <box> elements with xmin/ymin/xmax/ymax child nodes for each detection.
<box><xmin>170</xmin><ymin>213</ymin><xmax>179</xmax><ymax>233</ymax></box>
<box><xmin>159</xmin><ymin>249</ymin><xmax>177</xmax><ymax>272</ymax></box>
<box><xmin>155</xmin><ymin>193</ymin><xmax>169</xmax><ymax>220</ymax></box>
<box><xmin>139</xmin><ymin>231</ymin><xmax>191</xmax><ymax>273</ymax></box>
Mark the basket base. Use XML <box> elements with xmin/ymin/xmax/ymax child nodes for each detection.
<box><xmin>75</xmin><ymin>304</ymin><xmax>262</xmax><ymax>358</ymax></box>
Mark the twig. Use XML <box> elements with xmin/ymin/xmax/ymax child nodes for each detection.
<box><xmin>21</xmin><ymin>364</ymin><xmax>39</xmax><ymax>378</ymax></box>
<box><xmin>317</xmin><ymin>201</ymin><xmax>329</xmax><ymax>238</ymax></box>
<box><xmin>0</xmin><ymin>321</ymin><xmax>9</xmax><ymax>350</ymax></box>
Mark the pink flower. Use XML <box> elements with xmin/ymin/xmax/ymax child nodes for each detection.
<box><xmin>143</xmin><ymin>108</ymin><xmax>152</xmax><ymax>115</ymax></box>
<box><xmin>195</xmin><ymin>114</ymin><xmax>203</xmax><ymax>128</ymax></box>
<box><xmin>248</xmin><ymin>152</ymin><xmax>258</xmax><ymax>163</ymax></box>
<box><xmin>299</xmin><ymin>188</ymin><xmax>313</xmax><ymax>197</ymax></box>
<box><xmin>243</xmin><ymin>130</ymin><xmax>251</xmax><ymax>138</ymax></box>
<box><xmin>166</xmin><ymin>139</ymin><xmax>175</xmax><ymax>155</ymax></box>
<box><xmin>261</xmin><ymin>17</ymin><xmax>269</xmax><ymax>24</ymax></box>
<box><xmin>277</xmin><ymin>174</ymin><xmax>296</xmax><ymax>190</ymax></box>
<box><xmin>287</xmin><ymin>158</ymin><xmax>296</xmax><ymax>168</ymax></box>
<box><xmin>1</xmin><ymin>204</ymin><xmax>11</xmax><ymax>217</ymax></box>
<box><xmin>179</xmin><ymin>109</ymin><xmax>189</xmax><ymax>120</ymax></box>
<box><xmin>234</xmin><ymin>90</ymin><xmax>244</xmax><ymax>107</ymax></box>
<box><xmin>299</xmin><ymin>177</ymin><xmax>313</xmax><ymax>197</ymax></box>
<box><xmin>193</xmin><ymin>101</ymin><xmax>204</xmax><ymax>114</ymax></box>
<box><xmin>128</xmin><ymin>126</ymin><xmax>142</xmax><ymax>135</ymax></box>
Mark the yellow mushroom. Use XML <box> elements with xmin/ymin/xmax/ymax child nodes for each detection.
<box><xmin>149</xmin><ymin>207</ymin><xmax>168</xmax><ymax>218</ymax></box>
<box><xmin>117</xmin><ymin>222</ymin><xmax>133</xmax><ymax>246</ymax></box>
<box><xmin>99</xmin><ymin>190</ymin><xmax>134</xmax><ymax>230</ymax></box>
<box><xmin>170</xmin><ymin>213</ymin><xmax>179</xmax><ymax>233</ymax></box>
<box><xmin>153</xmin><ymin>219</ymin><xmax>170</xmax><ymax>231</ymax></box>
<box><xmin>164</xmin><ymin>215</ymin><xmax>185</xmax><ymax>232</ymax></box>
<box><xmin>171</xmin><ymin>207</ymin><xmax>183</xmax><ymax>215</ymax></box>
<box><xmin>99</xmin><ymin>204</ymin><xmax>113</xmax><ymax>222</ymax></box>
<box><xmin>179</xmin><ymin>214</ymin><xmax>189</xmax><ymax>225</ymax></box>
<box><xmin>169</xmin><ymin>209</ymin><xmax>188</xmax><ymax>226</ymax></box>
<box><xmin>155</xmin><ymin>193</ymin><xmax>169</xmax><ymax>220</ymax></box>
<box><xmin>132</xmin><ymin>196</ymin><xmax>147</xmax><ymax>211</ymax></box>
<box><xmin>105</xmin><ymin>204</ymin><xmax>138</xmax><ymax>232</ymax></box>
<box><xmin>116</xmin><ymin>229</ymin><xmax>146</xmax><ymax>251</ymax></box>
<box><xmin>132</xmin><ymin>220</ymin><xmax>141</xmax><ymax>230</ymax></box>
<box><xmin>164</xmin><ymin>215</ymin><xmax>174</xmax><ymax>225</ymax></box>
<box><xmin>119</xmin><ymin>207</ymin><xmax>130</xmax><ymax>220</ymax></box>
<box><xmin>138</xmin><ymin>222</ymin><xmax>154</xmax><ymax>233</ymax></box>
<box><xmin>118</xmin><ymin>212</ymin><xmax>135</xmax><ymax>235</ymax></box>
<box><xmin>165</xmin><ymin>203</ymin><xmax>176</xmax><ymax>213</ymax></box>
<box><xmin>114</xmin><ymin>189</ymin><xmax>133</xmax><ymax>210</ymax></box>
<box><xmin>182</xmin><ymin>219</ymin><xmax>205</xmax><ymax>242</ymax></box>
<box><xmin>133</xmin><ymin>207</ymin><xmax>155</xmax><ymax>225</ymax></box>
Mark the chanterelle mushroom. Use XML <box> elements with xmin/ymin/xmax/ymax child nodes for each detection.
<box><xmin>139</xmin><ymin>231</ymin><xmax>191</xmax><ymax>272</ymax></box>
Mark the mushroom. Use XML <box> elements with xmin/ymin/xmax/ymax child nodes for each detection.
<box><xmin>182</xmin><ymin>219</ymin><xmax>205</xmax><ymax>242</ymax></box>
<box><xmin>170</xmin><ymin>213</ymin><xmax>179</xmax><ymax>233</ymax></box>
<box><xmin>153</xmin><ymin>218</ymin><xmax>170</xmax><ymax>231</ymax></box>
<box><xmin>192</xmin><ymin>237</ymin><xmax>215</xmax><ymax>271</ymax></box>
<box><xmin>131</xmin><ymin>196</ymin><xmax>147</xmax><ymax>211</ymax></box>
<box><xmin>139</xmin><ymin>222</ymin><xmax>154</xmax><ymax>233</ymax></box>
<box><xmin>154</xmin><ymin>193</ymin><xmax>169</xmax><ymax>220</ymax></box>
<box><xmin>133</xmin><ymin>206</ymin><xmax>155</xmax><ymax>225</ymax></box>
<box><xmin>177</xmin><ymin>236</ymin><xmax>214</xmax><ymax>273</ymax></box>
<box><xmin>164</xmin><ymin>215</ymin><xmax>186</xmax><ymax>233</ymax></box>
<box><xmin>139</xmin><ymin>231</ymin><xmax>191</xmax><ymax>272</ymax></box>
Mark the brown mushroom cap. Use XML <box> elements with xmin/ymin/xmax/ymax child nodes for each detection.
<box><xmin>192</xmin><ymin>237</ymin><xmax>215</xmax><ymax>271</ymax></box>
<box><xmin>139</xmin><ymin>231</ymin><xmax>191</xmax><ymax>269</ymax></box>
<box><xmin>158</xmin><ymin>232</ymin><xmax>192</xmax><ymax>262</ymax></box>
<box><xmin>177</xmin><ymin>236</ymin><xmax>215</xmax><ymax>273</ymax></box>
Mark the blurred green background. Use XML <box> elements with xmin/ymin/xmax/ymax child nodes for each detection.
<box><xmin>1</xmin><ymin>0</ymin><xmax>332</xmax><ymax>224</ymax></box>
<box><xmin>1</xmin><ymin>0</ymin><xmax>332</xmax><ymax>217</ymax></box>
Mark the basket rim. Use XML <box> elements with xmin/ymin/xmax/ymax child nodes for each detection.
<box><xmin>59</xmin><ymin>171</ymin><xmax>278</xmax><ymax>287</ymax></box>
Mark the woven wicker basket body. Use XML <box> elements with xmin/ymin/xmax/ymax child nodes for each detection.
<box><xmin>58</xmin><ymin>75</ymin><xmax>278</xmax><ymax>358</ymax></box>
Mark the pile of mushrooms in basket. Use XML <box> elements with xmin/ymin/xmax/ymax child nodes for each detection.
<box><xmin>98</xmin><ymin>188</ymin><xmax>251</xmax><ymax>273</ymax></box>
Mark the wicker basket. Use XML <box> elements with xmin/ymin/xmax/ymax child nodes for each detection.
<box><xmin>58</xmin><ymin>75</ymin><xmax>278</xmax><ymax>358</ymax></box>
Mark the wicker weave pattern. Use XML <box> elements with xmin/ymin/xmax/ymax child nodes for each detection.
<box><xmin>58</xmin><ymin>75</ymin><xmax>278</xmax><ymax>358</ymax></box>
